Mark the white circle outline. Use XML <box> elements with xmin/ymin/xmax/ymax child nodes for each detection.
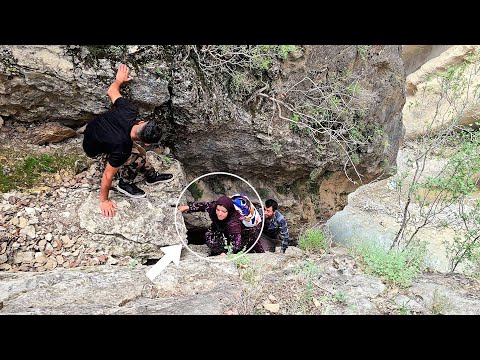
<box><xmin>174</xmin><ymin>172</ymin><xmax>265</xmax><ymax>263</ymax></box>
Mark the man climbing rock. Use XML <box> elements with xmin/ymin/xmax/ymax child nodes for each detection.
<box><xmin>83</xmin><ymin>63</ymin><xmax>173</xmax><ymax>218</ymax></box>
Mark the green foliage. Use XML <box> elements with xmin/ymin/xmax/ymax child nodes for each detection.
<box><xmin>444</xmin><ymin>199</ymin><xmax>480</xmax><ymax>272</ymax></box>
<box><xmin>465</xmin><ymin>246</ymin><xmax>480</xmax><ymax>280</ymax></box>
<box><xmin>398</xmin><ymin>302</ymin><xmax>411</xmax><ymax>315</ymax></box>
<box><xmin>229</xmin><ymin>251</ymin><xmax>250</xmax><ymax>268</ymax></box>
<box><xmin>347</xmin><ymin>81</ymin><xmax>361</xmax><ymax>96</ymax></box>
<box><xmin>155</xmin><ymin>67</ymin><xmax>172</xmax><ymax>81</ymax></box>
<box><xmin>290</xmin><ymin>113</ymin><xmax>300</xmax><ymax>132</ymax></box>
<box><xmin>229</xmin><ymin>72</ymin><xmax>256</xmax><ymax>97</ymax></box>
<box><xmin>276</xmin><ymin>184</ymin><xmax>291</xmax><ymax>195</ymax></box>
<box><xmin>437</xmin><ymin>62</ymin><xmax>468</xmax><ymax>97</ymax></box>
<box><xmin>298</xmin><ymin>228</ymin><xmax>329</xmax><ymax>252</ymax></box>
<box><xmin>225</xmin><ymin>242</ymin><xmax>250</xmax><ymax>268</ymax></box>
<box><xmin>334</xmin><ymin>291</ymin><xmax>347</xmax><ymax>304</ymax></box>
<box><xmin>194</xmin><ymin>45</ymin><xmax>302</xmax><ymax>77</ymax></box>
<box><xmin>159</xmin><ymin>155</ymin><xmax>173</xmax><ymax>166</ymax></box>
<box><xmin>430</xmin><ymin>289</ymin><xmax>451</xmax><ymax>314</ymax></box>
<box><xmin>0</xmin><ymin>152</ymin><xmax>80</xmax><ymax>192</ymax></box>
<box><xmin>350</xmin><ymin>153</ymin><xmax>361</xmax><ymax>166</ymax></box>
<box><xmin>298</xmin><ymin>260</ymin><xmax>320</xmax><ymax>304</ymax></box>
<box><xmin>356</xmin><ymin>45</ymin><xmax>370</xmax><ymax>60</ymax></box>
<box><xmin>300</xmin><ymin>260</ymin><xmax>320</xmax><ymax>279</ymax></box>
<box><xmin>354</xmin><ymin>241</ymin><xmax>426</xmax><ymax>287</ymax></box>
<box><xmin>241</xmin><ymin>266</ymin><xmax>258</xmax><ymax>285</ymax></box>
<box><xmin>192</xmin><ymin>45</ymin><xmax>371</xmax><ymax>181</ymax></box>
<box><xmin>187</xmin><ymin>182</ymin><xmax>203</xmax><ymax>201</ymax></box>
<box><xmin>420</xmin><ymin>135</ymin><xmax>480</xmax><ymax>201</ymax></box>
<box><xmin>272</xmin><ymin>142</ymin><xmax>282</xmax><ymax>156</ymax></box>
<box><xmin>258</xmin><ymin>187</ymin><xmax>270</xmax><ymax>199</ymax></box>
<box><xmin>308</xmin><ymin>180</ymin><xmax>320</xmax><ymax>195</ymax></box>
<box><xmin>414</xmin><ymin>132</ymin><xmax>480</xmax><ymax>272</ymax></box>
<box><xmin>277</xmin><ymin>45</ymin><xmax>299</xmax><ymax>60</ymax></box>
<box><xmin>348</xmin><ymin>123</ymin><xmax>384</xmax><ymax>145</ymax></box>
<box><xmin>349</xmin><ymin>126</ymin><xmax>365</xmax><ymax>142</ymax></box>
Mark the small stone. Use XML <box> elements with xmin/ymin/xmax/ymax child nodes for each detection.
<box><xmin>45</xmin><ymin>257</ymin><xmax>57</xmax><ymax>270</ymax></box>
<box><xmin>11</xmin><ymin>217</ymin><xmax>19</xmax><ymax>226</ymax></box>
<box><xmin>0</xmin><ymin>263</ymin><xmax>11</xmax><ymax>271</ymax></box>
<box><xmin>62</xmin><ymin>235</ymin><xmax>76</xmax><ymax>248</ymax></box>
<box><xmin>17</xmin><ymin>264</ymin><xmax>30</xmax><ymax>271</ymax></box>
<box><xmin>106</xmin><ymin>256</ymin><xmax>118</xmax><ymax>265</ymax></box>
<box><xmin>34</xmin><ymin>254</ymin><xmax>47</xmax><ymax>264</ymax></box>
<box><xmin>45</xmin><ymin>233</ymin><xmax>53</xmax><ymax>241</ymax></box>
<box><xmin>56</xmin><ymin>255</ymin><xmax>64</xmax><ymax>265</ymax></box>
<box><xmin>18</xmin><ymin>217</ymin><xmax>28</xmax><ymax>228</ymax></box>
<box><xmin>263</xmin><ymin>301</ymin><xmax>280</xmax><ymax>313</ymax></box>
<box><xmin>0</xmin><ymin>242</ymin><xmax>6</xmax><ymax>254</ymax></box>
<box><xmin>19</xmin><ymin>225</ymin><xmax>36</xmax><ymax>239</ymax></box>
<box><xmin>268</xmin><ymin>294</ymin><xmax>277</xmax><ymax>302</ymax></box>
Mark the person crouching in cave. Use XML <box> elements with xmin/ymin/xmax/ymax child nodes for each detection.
<box><xmin>178</xmin><ymin>195</ymin><xmax>264</xmax><ymax>256</ymax></box>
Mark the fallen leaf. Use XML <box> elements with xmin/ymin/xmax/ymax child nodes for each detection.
<box><xmin>263</xmin><ymin>301</ymin><xmax>280</xmax><ymax>313</ymax></box>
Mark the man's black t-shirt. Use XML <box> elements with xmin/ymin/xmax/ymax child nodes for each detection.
<box><xmin>83</xmin><ymin>97</ymin><xmax>139</xmax><ymax>168</ymax></box>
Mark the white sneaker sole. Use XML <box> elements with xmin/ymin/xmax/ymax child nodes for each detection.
<box><xmin>116</xmin><ymin>185</ymin><xmax>146</xmax><ymax>198</ymax></box>
<box><xmin>145</xmin><ymin>176</ymin><xmax>175</xmax><ymax>185</ymax></box>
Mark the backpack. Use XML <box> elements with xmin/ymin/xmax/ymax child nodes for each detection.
<box><xmin>230</xmin><ymin>193</ymin><xmax>262</xmax><ymax>228</ymax></box>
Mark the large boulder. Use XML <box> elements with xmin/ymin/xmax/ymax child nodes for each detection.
<box><xmin>403</xmin><ymin>45</ymin><xmax>480</xmax><ymax>139</ymax></box>
<box><xmin>402</xmin><ymin>45</ymin><xmax>452</xmax><ymax>76</ymax></box>
<box><xmin>78</xmin><ymin>152</ymin><xmax>188</xmax><ymax>253</ymax></box>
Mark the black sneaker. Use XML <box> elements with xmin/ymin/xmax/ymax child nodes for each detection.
<box><xmin>116</xmin><ymin>179</ymin><xmax>146</xmax><ymax>198</ymax></box>
<box><xmin>145</xmin><ymin>171</ymin><xmax>174</xmax><ymax>185</ymax></box>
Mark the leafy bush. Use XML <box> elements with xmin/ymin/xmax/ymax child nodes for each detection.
<box><xmin>354</xmin><ymin>241</ymin><xmax>426</xmax><ymax>287</ymax></box>
<box><xmin>298</xmin><ymin>228</ymin><xmax>329</xmax><ymax>252</ymax></box>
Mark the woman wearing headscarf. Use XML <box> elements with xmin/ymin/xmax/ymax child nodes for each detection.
<box><xmin>178</xmin><ymin>195</ymin><xmax>263</xmax><ymax>255</ymax></box>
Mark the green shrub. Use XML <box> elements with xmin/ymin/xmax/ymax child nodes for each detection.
<box><xmin>187</xmin><ymin>182</ymin><xmax>203</xmax><ymax>201</ymax></box>
<box><xmin>354</xmin><ymin>241</ymin><xmax>426</xmax><ymax>287</ymax></box>
<box><xmin>298</xmin><ymin>228</ymin><xmax>329</xmax><ymax>252</ymax></box>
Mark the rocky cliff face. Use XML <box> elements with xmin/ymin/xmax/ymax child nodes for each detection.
<box><xmin>402</xmin><ymin>45</ymin><xmax>452</xmax><ymax>76</ymax></box>
<box><xmin>0</xmin><ymin>45</ymin><xmax>406</xmax><ymax>235</ymax></box>
<box><xmin>402</xmin><ymin>45</ymin><xmax>480</xmax><ymax>140</ymax></box>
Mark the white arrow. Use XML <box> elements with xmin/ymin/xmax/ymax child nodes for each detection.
<box><xmin>145</xmin><ymin>244</ymin><xmax>182</xmax><ymax>281</ymax></box>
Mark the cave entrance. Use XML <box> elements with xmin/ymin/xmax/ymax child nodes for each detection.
<box><xmin>186</xmin><ymin>228</ymin><xmax>207</xmax><ymax>245</ymax></box>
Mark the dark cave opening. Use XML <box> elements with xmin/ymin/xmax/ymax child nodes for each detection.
<box><xmin>187</xmin><ymin>228</ymin><xmax>207</xmax><ymax>245</ymax></box>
